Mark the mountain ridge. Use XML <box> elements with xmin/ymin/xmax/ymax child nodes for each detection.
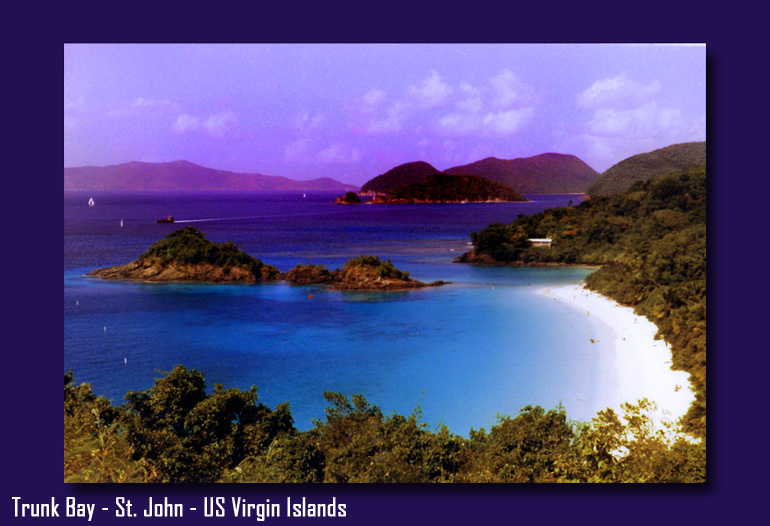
<box><xmin>358</xmin><ymin>153</ymin><xmax>599</xmax><ymax>195</ymax></box>
<box><xmin>443</xmin><ymin>153</ymin><xmax>599</xmax><ymax>194</ymax></box>
<box><xmin>64</xmin><ymin>160</ymin><xmax>359</xmax><ymax>192</ymax></box>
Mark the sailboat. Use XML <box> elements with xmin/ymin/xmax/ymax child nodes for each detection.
<box><xmin>88</xmin><ymin>197</ymin><xmax>95</xmax><ymax>206</ymax></box>
<box><xmin>120</xmin><ymin>219</ymin><xmax>124</xmax><ymax>228</ymax></box>
<box><xmin>303</xmin><ymin>192</ymin><xmax>307</xmax><ymax>198</ymax></box>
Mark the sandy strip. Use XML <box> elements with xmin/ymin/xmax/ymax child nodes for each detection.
<box><xmin>540</xmin><ymin>284</ymin><xmax>695</xmax><ymax>433</ymax></box>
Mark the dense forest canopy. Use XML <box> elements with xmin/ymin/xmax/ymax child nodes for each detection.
<box><xmin>65</xmin><ymin>367</ymin><xmax>705</xmax><ymax>483</ymax></box>
<box><xmin>386</xmin><ymin>173</ymin><xmax>526</xmax><ymax>203</ymax></box>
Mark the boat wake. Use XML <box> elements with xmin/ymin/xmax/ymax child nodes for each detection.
<box><xmin>173</xmin><ymin>210</ymin><xmax>346</xmax><ymax>224</ymax></box>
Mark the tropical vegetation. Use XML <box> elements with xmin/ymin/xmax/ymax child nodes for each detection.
<box><xmin>65</xmin><ymin>367</ymin><xmax>705</xmax><ymax>483</ymax></box>
<box><xmin>386</xmin><ymin>173</ymin><xmax>526</xmax><ymax>203</ymax></box>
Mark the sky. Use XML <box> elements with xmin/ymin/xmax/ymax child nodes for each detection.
<box><xmin>64</xmin><ymin>44</ymin><xmax>706</xmax><ymax>186</ymax></box>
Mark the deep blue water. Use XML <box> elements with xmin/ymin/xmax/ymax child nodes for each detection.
<box><xmin>64</xmin><ymin>191</ymin><xmax>611</xmax><ymax>435</ymax></box>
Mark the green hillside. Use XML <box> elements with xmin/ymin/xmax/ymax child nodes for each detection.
<box><xmin>444</xmin><ymin>153</ymin><xmax>599</xmax><ymax>194</ymax></box>
<box><xmin>359</xmin><ymin>161</ymin><xmax>441</xmax><ymax>194</ymax></box>
<box><xmin>587</xmin><ymin>142</ymin><xmax>706</xmax><ymax>196</ymax></box>
<box><xmin>386</xmin><ymin>173</ymin><xmax>527</xmax><ymax>203</ymax></box>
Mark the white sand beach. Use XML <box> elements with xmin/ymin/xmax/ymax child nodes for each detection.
<box><xmin>540</xmin><ymin>284</ymin><xmax>695</xmax><ymax>433</ymax></box>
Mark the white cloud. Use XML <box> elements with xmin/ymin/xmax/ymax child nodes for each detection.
<box><xmin>204</xmin><ymin>111</ymin><xmax>237</xmax><ymax>137</ymax></box>
<box><xmin>408</xmin><ymin>70</ymin><xmax>453</xmax><ymax>108</ymax></box>
<box><xmin>173</xmin><ymin>113</ymin><xmax>201</xmax><ymax>132</ymax></box>
<box><xmin>292</xmin><ymin>112</ymin><xmax>325</xmax><ymax>132</ymax></box>
<box><xmin>437</xmin><ymin>112</ymin><xmax>482</xmax><ymax>135</ymax></box>
<box><xmin>363</xmin><ymin>69</ymin><xmax>538</xmax><ymax>138</ymax></box>
<box><xmin>489</xmin><ymin>69</ymin><xmax>536</xmax><ymax>109</ymax></box>
<box><xmin>317</xmin><ymin>143</ymin><xmax>362</xmax><ymax>164</ymax></box>
<box><xmin>456</xmin><ymin>82</ymin><xmax>482</xmax><ymax>113</ymax></box>
<box><xmin>588</xmin><ymin>102</ymin><xmax>681</xmax><ymax>137</ymax></box>
<box><xmin>367</xmin><ymin>101</ymin><xmax>408</xmax><ymax>134</ymax></box>
<box><xmin>483</xmin><ymin>108</ymin><xmax>535</xmax><ymax>135</ymax></box>
<box><xmin>133</xmin><ymin>97</ymin><xmax>171</xmax><ymax>107</ymax></box>
<box><xmin>172</xmin><ymin>111</ymin><xmax>236</xmax><ymax>137</ymax></box>
<box><xmin>578</xmin><ymin>73</ymin><xmax>661</xmax><ymax>109</ymax></box>
<box><xmin>363</xmin><ymin>88</ymin><xmax>387</xmax><ymax>108</ymax></box>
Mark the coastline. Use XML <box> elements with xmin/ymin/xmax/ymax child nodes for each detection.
<box><xmin>539</xmin><ymin>284</ymin><xmax>695</xmax><ymax>434</ymax></box>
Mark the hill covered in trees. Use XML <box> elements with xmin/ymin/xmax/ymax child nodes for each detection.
<box><xmin>459</xmin><ymin>164</ymin><xmax>707</xmax><ymax>438</ymax></box>
<box><xmin>444</xmin><ymin>153</ymin><xmax>599</xmax><ymax>194</ymax></box>
<box><xmin>359</xmin><ymin>161</ymin><xmax>442</xmax><ymax>194</ymax></box>
<box><xmin>87</xmin><ymin>227</ymin><xmax>281</xmax><ymax>283</ymax></box>
<box><xmin>384</xmin><ymin>173</ymin><xmax>526</xmax><ymax>203</ymax></box>
<box><xmin>65</xmin><ymin>366</ymin><xmax>705</xmax><ymax>483</ymax></box>
<box><xmin>359</xmin><ymin>154</ymin><xmax>598</xmax><ymax>196</ymax></box>
<box><xmin>587</xmin><ymin>142</ymin><xmax>706</xmax><ymax>196</ymax></box>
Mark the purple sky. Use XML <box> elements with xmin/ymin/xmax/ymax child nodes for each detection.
<box><xmin>64</xmin><ymin>44</ymin><xmax>705</xmax><ymax>186</ymax></box>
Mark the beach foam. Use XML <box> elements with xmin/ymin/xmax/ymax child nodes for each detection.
<box><xmin>540</xmin><ymin>284</ymin><xmax>695</xmax><ymax>433</ymax></box>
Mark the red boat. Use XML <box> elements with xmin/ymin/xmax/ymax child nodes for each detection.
<box><xmin>156</xmin><ymin>216</ymin><xmax>175</xmax><ymax>223</ymax></box>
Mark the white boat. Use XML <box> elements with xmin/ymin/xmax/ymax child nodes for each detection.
<box><xmin>88</xmin><ymin>197</ymin><xmax>95</xmax><ymax>206</ymax></box>
<box><xmin>303</xmin><ymin>193</ymin><xmax>307</xmax><ymax>198</ymax></box>
<box><xmin>120</xmin><ymin>219</ymin><xmax>124</xmax><ymax>228</ymax></box>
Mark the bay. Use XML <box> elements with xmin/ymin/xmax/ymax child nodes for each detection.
<box><xmin>64</xmin><ymin>191</ymin><xmax>609</xmax><ymax>435</ymax></box>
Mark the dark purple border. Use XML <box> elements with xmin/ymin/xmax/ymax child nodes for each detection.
<box><xmin>7</xmin><ymin>5</ymin><xmax>757</xmax><ymax>525</ymax></box>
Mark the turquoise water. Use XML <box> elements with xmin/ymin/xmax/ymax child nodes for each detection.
<box><xmin>64</xmin><ymin>192</ymin><xmax>614</xmax><ymax>435</ymax></box>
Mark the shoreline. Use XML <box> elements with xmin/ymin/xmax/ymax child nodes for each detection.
<box><xmin>539</xmin><ymin>284</ymin><xmax>695</xmax><ymax>434</ymax></box>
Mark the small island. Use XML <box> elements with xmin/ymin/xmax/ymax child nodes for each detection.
<box><xmin>286</xmin><ymin>256</ymin><xmax>446</xmax><ymax>291</ymax></box>
<box><xmin>335</xmin><ymin>173</ymin><xmax>527</xmax><ymax>205</ymax></box>
<box><xmin>88</xmin><ymin>228</ymin><xmax>445</xmax><ymax>291</ymax></box>
<box><xmin>333</xmin><ymin>192</ymin><xmax>362</xmax><ymax>205</ymax></box>
<box><xmin>87</xmin><ymin>227</ymin><xmax>281</xmax><ymax>283</ymax></box>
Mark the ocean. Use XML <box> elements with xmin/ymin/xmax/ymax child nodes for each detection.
<box><xmin>64</xmin><ymin>191</ymin><xmax>613</xmax><ymax>435</ymax></box>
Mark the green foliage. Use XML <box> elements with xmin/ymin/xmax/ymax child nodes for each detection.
<box><xmin>461</xmin><ymin>405</ymin><xmax>574</xmax><ymax>482</ymax></box>
<box><xmin>469</xmin><ymin>165</ymin><xmax>707</xmax><ymax>438</ymax></box>
<box><xmin>339</xmin><ymin>192</ymin><xmax>362</xmax><ymax>204</ymax></box>
<box><xmin>139</xmin><ymin>227</ymin><xmax>280</xmax><ymax>280</ymax></box>
<box><xmin>285</xmin><ymin>263</ymin><xmax>334</xmax><ymax>285</ymax></box>
<box><xmin>65</xmin><ymin>370</ymin><xmax>704</xmax><ymax>483</ymax></box>
<box><xmin>588</xmin><ymin>141</ymin><xmax>706</xmax><ymax>196</ymax></box>
<box><xmin>359</xmin><ymin>161</ymin><xmax>441</xmax><ymax>194</ymax></box>
<box><xmin>342</xmin><ymin>255</ymin><xmax>410</xmax><ymax>281</ymax></box>
<box><xmin>64</xmin><ymin>373</ymin><xmax>152</xmax><ymax>482</ymax></box>
<box><xmin>120</xmin><ymin>365</ymin><xmax>295</xmax><ymax>483</ymax></box>
<box><xmin>387</xmin><ymin>173</ymin><xmax>526</xmax><ymax>203</ymax></box>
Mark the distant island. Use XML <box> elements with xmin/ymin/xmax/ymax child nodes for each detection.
<box><xmin>359</xmin><ymin>153</ymin><xmax>598</xmax><ymax>196</ymax></box>
<box><xmin>359</xmin><ymin>161</ymin><xmax>442</xmax><ymax>195</ymax></box>
<box><xmin>64</xmin><ymin>160</ymin><xmax>358</xmax><ymax>193</ymax></box>
<box><xmin>443</xmin><ymin>153</ymin><xmax>599</xmax><ymax>194</ymax></box>
<box><xmin>286</xmin><ymin>256</ymin><xmax>446</xmax><ymax>291</ymax></box>
<box><xmin>338</xmin><ymin>173</ymin><xmax>527</xmax><ymax>205</ymax></box>
<box><xmin>88</xmin><ymin>228</ymin><xmax>444</xmax><ymax>291</ymax></box>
